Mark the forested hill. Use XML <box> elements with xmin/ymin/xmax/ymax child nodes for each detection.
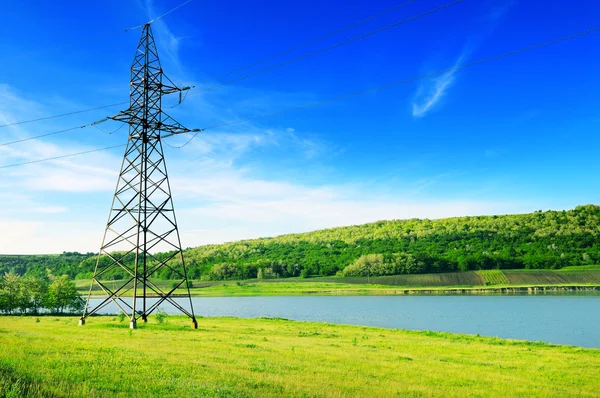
<box><xmin>0</xmin><ymin>253</ymin><xmax>94</xmax><ymax>279</ymax></box>
<box><xmin>178</xmin><ymin>205</ymin><xmax>600</xmax><ymax>279</ymax></box>
<box><xmin>1</xmin><ymin>205</ymin><xmax>600</xmax><ymax>280</ymax></box>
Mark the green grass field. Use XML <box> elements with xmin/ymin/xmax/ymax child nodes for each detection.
<box><xmin>558</xmin><ymin>264</ymin><xmax>600</xmax><ymax>271</ymax></box>
<box><xmin>76</xmin><ymin>268</ymin><xmax>600</xmax><ymax>297</ymax></box>
<box><xmin>503</xmin><ymin>270</ymin><xmax>600</xmax><ymax>285</ymax></box>
<box><xmin>476</xmin><ymin>270</ymin><xmax>510</xmax><ymax>285</ymax></box>
<box><xmin>1</xmin><ymin>316</ymin><xmax>599</xmax><ymax>397</ymax></box>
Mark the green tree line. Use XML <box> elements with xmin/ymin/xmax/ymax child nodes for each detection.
<box><xmin>0</xmin><ymin>252</ymin><xmax>94</xmax><ymax>279</ymax></box>
<box><xmin>1</xmin><ymin>205</ymin><xmax>600</xmax><ymax>280</ymax></box>
<box><xmin>0</xmin><ymin>273</ymin><xmax>82</xmax><ymax>315</ymax></box>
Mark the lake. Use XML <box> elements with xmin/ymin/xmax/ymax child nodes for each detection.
<box><xmin>87</xmin><ymin>295</ymin><xmax>600</xmax><ymax>348</ymax></box>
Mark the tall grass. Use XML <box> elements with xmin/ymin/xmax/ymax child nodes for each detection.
<box><xmin>0</xmin><ymin>363</ymin><xmax>48</xmax><ymax>398</ymax></box>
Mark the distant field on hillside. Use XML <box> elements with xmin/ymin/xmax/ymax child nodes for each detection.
<box><xmin>317</xmin><ymin>271</ymin><xmax>484</xmax><ymax>286</ymax></box>
<box><xmin>477</xmin><ymin>270</ymin><xmax>510</xmax><ymax>285</ymax></box>
<box><xmin>559</xmin><ymin>264</ymin><xmax>600</xmax><ymax>271</ymax></box>
<box><xmin>504</xmin><ymin>270</ymin><xmax>600</xmax><ymax>285</ymax></box>
<box><xmin>76</xmin><ymin>268</ymin><xmax>600</xmax><ymax>297</ymax></box>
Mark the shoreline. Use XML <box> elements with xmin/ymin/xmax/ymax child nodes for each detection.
<box><xmin>81</xmin><ymin>283</ymin><xmax>600</xmax><ymax>298</ymax></box>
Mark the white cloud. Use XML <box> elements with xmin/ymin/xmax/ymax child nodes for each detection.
<box><xmin>0</xmin><ymin>83</ymin><xmax>537</xmax><ymax>254</ymax></box>
<box><xmin>0</xmin><ymin>2</ymin><xmax>534</xmax><ymax>255</ymax></box>
<box><xmin>410</xmin><ymin>0</ymin><xmax>515</xmax><ymax>118</ymax></box>
<box><xmin>0</xmin><ymin>192</ymin><xmax>69</xmax><ymax>216</ymax></box>
<box><xmin>176</xmin><ymin>185</ymin><xmax>536</xmax><ymax>247</ymax></box>
<box><xmin>167</xmin><ymin>167</ymin><xmax>538</xmax><ymax>248</ymax></box>
<box><xmin>0</xmin><ymin>84</ymin><xmax>45</xmax><ymax>127</ymax></box>
<box><xmin>1</xmin><ymin>137</ymin><xmax>120</xmax><ymax>193</ymax></box>
<box><xmin>180</xmin><ymin>131</ymin><xmax>274</xmax><ymax>157</ymax></box>
<box><xmin>0</xmin><ymin>220</ymin><xmax>101</xmax><ymax>254</ymax></box>
<box><xmin>30</xmin><ymin>206</ymin><xmax>69</xmax><ymax>214</ymax></box>
<box><xmin>142</xmin><ymin>0</ymin><xmax>187</xmax><ymax>74</ymax></box>
<box><xmin>412</xmin><ymin>55</ymin><xmax>464</xmax><ymax>118</ymax></box>
<box><xmin>488</xmin><ymin>0</ymin><xmax>516</xmax><ymax>23</ymax></box>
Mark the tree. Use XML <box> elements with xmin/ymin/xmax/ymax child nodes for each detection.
<box><xmin>0</xmin><ymin>276</ymin><xmax>6</xmax><ymax>314</ymax></box>
<box><xmin>0</xmin><ymin>273</ymin><xmax>22</xmax><ymax>314</ymax></box>
<box><xmin>21</xmin><ymin>276</ymin><xmax>48</xmax><ymax>314</ymax></box>
<box><xmin>257</xmin><ymin>267</ymin><xmax>278</xmax><ymax>279</ymax></box>
<box><xmin>342</xmin><ymin>254</ymin><xmax>384</xmax><ymax>277</ymax></box>
<box><xmin>389</xmin><ymin>252</ymin><xmax>418</xmax><ymax>274</ymax></box>
<box><xmin>45</xmin><ymin>276</ymin><xmax>82</xmax><ymax>314</ymax></box>
<box><xmin>209</xmin><ymin>263</ymin><xmax>238</xmax><ymax>280</ymax></box>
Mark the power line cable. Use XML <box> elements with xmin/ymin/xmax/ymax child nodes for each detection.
<box><xmin>0</xmin><ymin>0</ymin><xmax>415</xmax><ymax>130</ymax></box>
<box><xmin>3</xmin><ymin>26</ymin><xmax>599</xmax><ymax>167</ymax></box>
<box><xmin>147</xmin><ymin>0</ymin><xmax>194</xmax><ymax>24</ymax></box>
<box><xmin>0</xmin><ymin>144</ymin><xmax>125</xmax><ymax>169</ymax></box>
<box><xmin>0</xmin><ymin>118</ymin><xmax>109</xmax><ymax>147</ymax></box>
<box><xmin>0</xmin><ymin>87</ymin><xmax>192</xmax><ymax>129</ymax></box>
<box><xmin>169</xmin><ymin>26</ymin><xmax>600</xmax><ymax>148</ymax></box>
<box><xmin>1</xmin><ymin>1</ymin><xmax>192</xmax><ymax>63</ymax></box>
<box><xmin>93</xmin><ymin>123</ymin><xmax>126</xmax><ymax>135</ymax></box>
<box><xmin>164</xmin><ymin>89</ymin><xmax>191</xmax><ymax>109</ymax></box>
<box><xmin>0</xmin><ymin>1</ymin><xmax>193</xmax><ymax>129</ymax></box>
<box><xmin>132</xmin><ymin>0</ymin><xmax>420</xmax><ymax>114</ymax></box>
<box><xmin>0</xmin><ymin>102</ymin><xmax>128</xmax><ymax>129</ymax></box>
<box><xmin>195</xmin><ymin>0</ymin><xmax>417</xmax><ymax>84</ymax></box>
<box><xmin>0</xmin><ymin>126</ymin><xmax>85</xmax><ymax>147</ymax></box>
<box><xmin>0</xmin><ymin>0</ymin><xmax>425</xmax><ymax>130</ymax></box>
<box><xmin>187</xmin><ymin>0</ymin><xmax>462</xmax><ymax>96</ymax></box>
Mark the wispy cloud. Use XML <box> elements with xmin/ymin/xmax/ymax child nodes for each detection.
<box><xmin>0</xmin><ymin>109</ymin><xmax>541</xmax><ymax>254</ymax></box>
<box><xmin>142</xmin><ymin>0</ymin><xmax>187</xmax><ymax>74</ymax></box>
<box><xmin>0</xmin><ymin>219</ymin><xmax>102</xmax><ymax>254</ymax></box>
<box><xmin>1</xmin><ymin>80</ymin><xmax>538</xmax><ymax>254</ymax></box>
<box><xmin>411</xmin><ymin>0</ymin><xmax>515</xmax><ymax>118</ymax></box>
<box><xmin>174</xmin><ymin>171</ymin><xmax>537</xmax><ymax>247</ymax></box>
<box><xmin>0</xmin><ymin>192</ymin><xmax>68</xmax><ymax>216</ymax></box>
<box><xmin>412</xmin><ymin>54</ymin><xmax>465</xmax><ymax>118</ymax></box>
<box><xmin>0</xmin><ymin>0</ymin><xmax>543</xmax><ymax>255</ymax></box>
<box><xmin>0</xmin><ymin>127</ymin><xmax>120</xmax><ymax>194</ymax></box>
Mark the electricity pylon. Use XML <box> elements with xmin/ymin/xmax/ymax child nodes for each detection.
<box><xmin>80</xmin><ymin>23</ymin><xmax>199</xmax><ymax>329</ymax></box>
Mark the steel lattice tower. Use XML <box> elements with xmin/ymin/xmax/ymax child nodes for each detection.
<box><xmin>80</xmin><ymin>24</ymin><xmax>199</xmax><ymax>329</ymax></box>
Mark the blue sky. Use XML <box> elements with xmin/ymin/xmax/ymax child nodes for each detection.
<box><xmin>0</xmin><ymin>0</ymin><xmax>599</xmax><ymax>254</ymax></box>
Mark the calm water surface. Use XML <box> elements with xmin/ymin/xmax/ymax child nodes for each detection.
<box><xmin>88</xmin><ymin>295</ymin><xmax>600</xmax><ymax>348</ymax></box>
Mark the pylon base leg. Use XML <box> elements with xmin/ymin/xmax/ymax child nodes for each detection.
<box><xmin>142</xmin><ymin>315</ymin><xmax>147</xmax><ymax>323</ymax></box>
<box><xmin>78</xmin><ymin>318</ymin><xmax>85</xmax><ymax>326</ymax></box>
<box><xmin>192</xmin><ymin>318</ymin><xmax>198</xmax><ymax>329</ymax></box>
<box><xmin>130</xmin><ymin>320</ymin><xmax>137</xmax><ymax>329</ymax></box>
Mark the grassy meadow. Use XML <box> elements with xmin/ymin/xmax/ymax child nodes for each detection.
<box><xmin>1</xmin><ymin>316</ymin><xmax>600</xmax><ymax>397</ymax></box>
